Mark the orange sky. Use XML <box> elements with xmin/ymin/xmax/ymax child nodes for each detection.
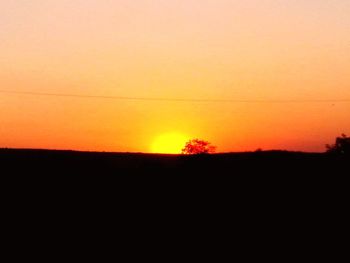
<box><xmin>1</xmin><ymin>0</ymin><xmax>349</xmax><ymax>153</ymax></box>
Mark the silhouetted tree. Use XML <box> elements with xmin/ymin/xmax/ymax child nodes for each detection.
<box><xmin>181</xmin><ymin>139</ymin><xmax>216</xmax><ymax>155</ymax></box>
<box><xmin>326</xmin><ymin>134</ymin><xmax>350</xmax><ymax>155</ymax></box>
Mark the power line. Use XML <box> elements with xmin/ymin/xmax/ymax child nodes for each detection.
<box><xmin>1</xmin><ymin>89</ymin><xmax>350</xmax><ymax>103</ymax></box>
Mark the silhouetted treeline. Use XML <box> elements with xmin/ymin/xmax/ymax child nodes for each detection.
<box><xmin>326</xmin><ymin>134</ymin><xmax>350</xmax><ymax>155</ymax></box>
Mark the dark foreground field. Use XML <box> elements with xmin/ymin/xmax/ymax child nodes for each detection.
<box><xmin>1</xmin><ymin>148</ymin><xmax>347</xmax><ymax>237</ymax></box>
<box><xmin>1</xmin><ymin>148</ymin><xmax>348</xmax><ymax>207</ymax></box>
<box><xmin>1</xmin><ymin>148</ymin><xmax>348</xmax><ymax>177</ymax></box>
<box><xmin>2</xmin><ymin>148</ymin><xmax>348</xmax><ymax>199</ymax></box>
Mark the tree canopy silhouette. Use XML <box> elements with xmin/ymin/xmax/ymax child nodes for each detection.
<box><xmin>181</xmin><ymin>139</ymin><xmax>216</xmax><ymax>155</ymax></box>
<box><xmin>326</xmin><ymin>134</ymin><xmax>350</xmax><ymax>155</ymax></box>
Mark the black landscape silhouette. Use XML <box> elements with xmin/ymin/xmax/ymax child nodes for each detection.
<box><xmin>2</xmin><ymin>147</ymin><xmax>348</xmax><ymax>241</ymax></box>
<box><xmin>1</xmin><ymin>135</ymin><xmax>348</xmax><ymax>198</ymax></box>
<box><xmin>1</xmin><ymin>147</ymin><xmax>348</xmax><ymax>177</ymax></box>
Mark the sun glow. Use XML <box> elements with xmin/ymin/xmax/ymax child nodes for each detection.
<box><xmin>151</xmin><ymin>133</ymin><xmax>189</xmax><ymax>154</ymax></box>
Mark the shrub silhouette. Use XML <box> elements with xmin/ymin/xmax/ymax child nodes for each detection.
<box><xmin>181</xmin><ymin>139</ymin><xmax>216</xmax><ymax>155</ymax></box>
<box><xmin>326</xmin><ymin>134</ymin><xmax>350</xmax><ymax>155</ymax></box>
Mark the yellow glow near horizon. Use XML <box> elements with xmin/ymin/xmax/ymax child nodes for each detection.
<box><xmin>151</xmin><ymin>133</ymin><xmax>189</xmax><ymax>154</ymax></box>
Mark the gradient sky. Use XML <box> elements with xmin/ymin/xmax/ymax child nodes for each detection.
<box><xmin>1</xmin><ymin>0</ymin><xmax>349</xmax><ymax>152</ymax></box>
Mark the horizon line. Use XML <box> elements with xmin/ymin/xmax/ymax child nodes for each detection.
<box><xmin>0</xmin><ymin>147</ymin><xmax>324</xmax><ymax>155</ymax></box>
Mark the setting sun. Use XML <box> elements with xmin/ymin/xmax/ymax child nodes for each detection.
<box><xmin>151</xmin><ymin>133</ymin><xmax>189</xmax><ymax>154</ymax></box>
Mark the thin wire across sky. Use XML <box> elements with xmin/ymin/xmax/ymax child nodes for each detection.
<box><xmin>0</xmin><ymin>89</ymin><xmax>349</xmax><ymax>103</ymax></box>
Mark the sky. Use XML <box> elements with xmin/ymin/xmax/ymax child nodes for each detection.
<box><xmin>0</xmin><ymin>0</ymin><xmax>349</xmax><ymax>153</ymax></box>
